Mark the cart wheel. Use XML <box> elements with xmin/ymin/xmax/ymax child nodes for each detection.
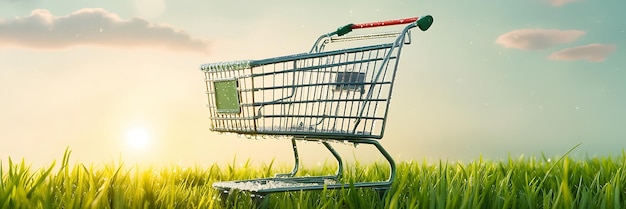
<box><xmin>251</xmin><ymin>193</ymin><xmax>269</xmax><ymax>209</ymax></box>
<box><xmin>218</xmin><ymin>190</ymin><xmax>230</xmax><ymax>203</ymax></box>
<box><xmin>374</xmin><ymin>187</ymin><xmax>390</xmax><ymax>200</ymax></box>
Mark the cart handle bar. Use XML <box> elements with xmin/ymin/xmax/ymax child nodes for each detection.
<box><xmin>352</xmin><ymin>17</ymin><xmax>418</xmax><ymax>29</ymax></box>
<box><xmin>334</xmin><ymin>15</ymin><xmax>433</xmax><ymax>36</ymax></box>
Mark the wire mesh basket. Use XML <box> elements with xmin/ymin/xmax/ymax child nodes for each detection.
<box><xmin>201</xmin><ymin>16</ymin><xmax>433</xmax><ymax>140</ymax></box>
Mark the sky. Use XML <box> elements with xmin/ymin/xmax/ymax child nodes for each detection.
<box><xmin>0</xmin><ymin>0</ymin><xmax>625</xmax><ymax>168</ymax></box>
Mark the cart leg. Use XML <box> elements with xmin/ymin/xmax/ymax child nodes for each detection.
<box><xmin>349</xmin><ymin>139</ymin><xmax>397</xmax><ymax>187</ymax></box>
<box><xmin>368</xmin><ymin>139</ymin><xmax>396</xmax><ymax>184</ymax></box>
<box><xmin>275</xmin><ymin>138</ymin><xmax>300</xmax><ymax>177</ymax></box>
<box><xmin>321</xmin><ymin>141</ymin><xmax>344</xmax><ymax>180</ymax></box>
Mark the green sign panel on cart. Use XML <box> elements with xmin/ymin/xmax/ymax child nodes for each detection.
<box><xmin>213</xmin><ymin>80</ymin><xmax>241</xmax><ymax>114</ymax></box>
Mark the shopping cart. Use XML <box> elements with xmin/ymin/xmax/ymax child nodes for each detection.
<box><xmin>200</xmin><ymin>15</ymin><xmax>433</xmax><ymax>198</ymax></box>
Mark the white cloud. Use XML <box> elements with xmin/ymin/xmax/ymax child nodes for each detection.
<box><xmin>495</xmin><ymin>29</ymin><xmax>585</xmax><ymax>50</ymax></box>
<box><xmin>0</xmin><ymin>8</ymin><xmax>209</xmax><ymax>53</ymax></box>
<box><xmin>548</xmin><ymin>44</ymin><xmax>616</xmax><ymax>62</ymax></box>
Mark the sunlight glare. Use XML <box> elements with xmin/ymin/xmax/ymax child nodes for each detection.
<box><xmin>127</xmin><ymin>128</ymin><xmax>150</xmax><ymax>149</ymax></box>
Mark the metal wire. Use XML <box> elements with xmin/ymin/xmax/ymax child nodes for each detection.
<box><xmin>330</xmin><ymin>31</ymin><xmax>401</xmax><ymax>43</ymax></box>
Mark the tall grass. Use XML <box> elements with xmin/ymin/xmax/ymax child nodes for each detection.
<box><xmin>1</xmin><ymin>148</ymin><xmax>626</xmax><ymax>208</ymax></box>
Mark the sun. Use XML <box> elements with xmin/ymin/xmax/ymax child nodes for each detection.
<box><xmin>126</xmin><ymin>128</ymin><xmax>150</xmax><ymax>149</ymax></box>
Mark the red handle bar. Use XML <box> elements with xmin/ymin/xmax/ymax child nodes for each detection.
<box><xmin>351</xmin><ymin>17</ymin><xmax>419</xmax><ymax>29</ymax></box>
<box><xmin>334</xmin><ymin>15</ymin><xmax>433</xmax><ymax>36</ymax></box>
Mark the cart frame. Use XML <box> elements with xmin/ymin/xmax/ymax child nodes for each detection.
<box><xmin>200</xmin><ymin>15</ymin><xmax>433</xmax><ymax>200</ymax></box>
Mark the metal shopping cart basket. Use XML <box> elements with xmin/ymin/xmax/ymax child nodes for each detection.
<box><xmin>200</xmin><ymin>15</ymin><xmax>433</xmax><ymax>198</ymax></box>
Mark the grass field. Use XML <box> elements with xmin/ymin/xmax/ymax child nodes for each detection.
<box><xmin>1</xmin><ymin>148</ymin><xmax>626</xmax><ymax>209</ymax></box>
